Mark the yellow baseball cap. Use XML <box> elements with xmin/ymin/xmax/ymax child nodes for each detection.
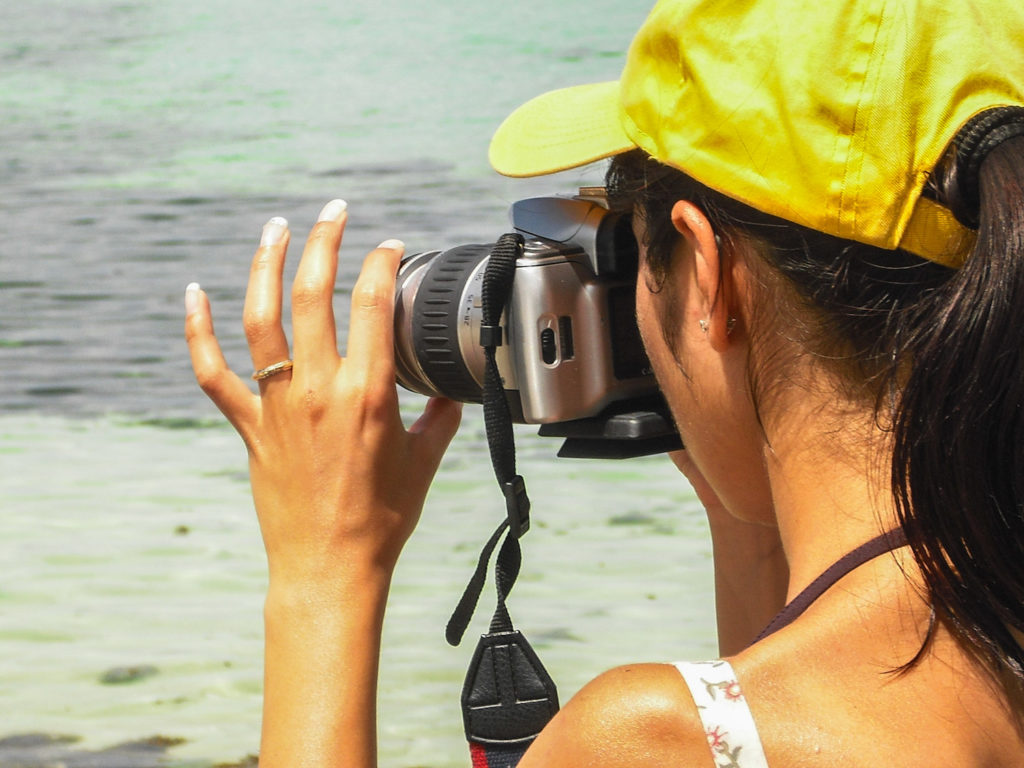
<box><xmin>489</xmin><ymin>0</ymin><xmax>1024</xmax><ymax>268</ymax></box>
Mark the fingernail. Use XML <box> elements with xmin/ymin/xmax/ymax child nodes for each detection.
<box><xmin>261</xmin><ymin>216</ymin><xmax>288</xmax><ymax>246</ymax></box>
<box><xmin>377</xmin><ymin>238</ymin><xmax>405</xmax><ymax>251</ymax></box>
<box><xmin>317</xmin><ymin>199</ymin><xmax>348</xmax><ymax>223</ymax></box>
<box><xmin>185</xmin><ymin>282</ymin><xmax>201</xmax><ymax>315</ymax></box>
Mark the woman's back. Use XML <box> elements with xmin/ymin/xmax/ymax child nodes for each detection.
<box><xmin>738</xmin><ymin>558</ymin><xmax>1022</xmax><ymax>767</ymax></box>
<box><xmin>525</xmin><ymin>549</ymin><xmax>1023</xmax><ymax>767</ymax></box>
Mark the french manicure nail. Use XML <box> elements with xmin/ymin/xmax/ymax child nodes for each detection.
<box><xmin>185</xmin><ymin>282</ymin><xmax>201</xmax><ymax>315</ymax></box>
<box><xmin>317</xmin><ymin>199</ymin><xmax>348</xmax><ymax>223</ymax></box>
<box><xmin>378</xmin><ymin>238</ymin><xmax>405</xmax><ymax>250</ymax></box>
<box><xmin>261</xmin><ymin>216</ymin><xmax>288</xmax><ymax>246</ymax></box>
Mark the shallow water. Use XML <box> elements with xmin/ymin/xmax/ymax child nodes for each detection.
<box><xmin>1</xmin><ymin>414</ymin><xmax>715</xmax><ymax>766</ymax></box>
<box><xmin>0</xmin><ymin>2</ymin><xmax>717</xmax><ymax>765</ymax></box>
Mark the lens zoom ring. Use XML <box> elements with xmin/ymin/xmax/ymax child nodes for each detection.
<box><xmin>411</xmin><ymin>244</ymin><xmax>491</xmax><ymax>403</ymax></box>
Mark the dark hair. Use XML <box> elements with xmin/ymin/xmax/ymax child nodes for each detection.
<box><xmin>607</xmin><ymin>131</ymin><xmax>1024</xmax><ymax>695</ymax></box>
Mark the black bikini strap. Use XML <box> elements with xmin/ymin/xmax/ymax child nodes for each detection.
<box><xmin>754</xmin><ymin>528</ymin><xmax>909</xmax><ymax>643</ymax></box>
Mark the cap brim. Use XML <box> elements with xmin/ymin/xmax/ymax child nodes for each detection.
<box><xmin>488</xmin><ymin>81</ymin><xmax>635</xmax><ymax>178</ymax></box>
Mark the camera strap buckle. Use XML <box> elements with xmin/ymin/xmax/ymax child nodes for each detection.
<box><xmin>479</xmin><ymin>324</ymin><xmax>503</xmax><ymax>348</ymax></box>
<box><xmin>502</xmin><ymin>475</ymin><xmax>530</xmax><ymax>538</ymax></box>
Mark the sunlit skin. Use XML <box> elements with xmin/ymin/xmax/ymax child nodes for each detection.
<box><xmin>631</xmin><ymin>203</ymin><xmax>788</xmax><ymax>655</ymax></box>
<box><xmin>631</xmin><ymin>203</ymin><xmax>774</xmax><ymax>526</ymax></box>
<box><xmin>632</xmin><ymin>202</ymin><xmax>912</xmax><ymax>598</ymax></box>
<box><xmin>186</xmin><ymin>200</ymin><xmax>1024</xmax><ymax>768</ymax></box>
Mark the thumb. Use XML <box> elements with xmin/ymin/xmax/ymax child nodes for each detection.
<box><xmin>410</xmin><ymin>397</ymin><xmax>463</xmax><ymax>468</ymax></box>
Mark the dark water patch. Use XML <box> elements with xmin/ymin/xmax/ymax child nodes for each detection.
<box><xmin>0</xmin><ymin>184</ymin><xmax>537</xmax><ymax>419</ymax></box>
<box><xmin>130</xmin><ymin>250</ymin><xmax>188</xmax><ymax>263</ymax></box>
<box><xmin>316</xmin><ymin>165</ymin><xmax>394</xmax><ymax>178</ymax></box>
<box><xmin>410</xmin><ymin>178</ymin><xmax>457</xmax><ymax>191</ymax></box>
<box><xmin>167</xmin><ymin>196</ymin><xmax>216</xmax><ymax>207</ymax></box>
<box><xmin>532</xmin><ymin>627</ymin><xmax>584</xmax><ymax>644</ymax></box>
<box><xmin>52</xmin><ymin>293</ymin><xmax>110</xmax><ymax>303</ymax></box>
<box><xmin>126</xmin><ymin>416</ymin><xmax>228</xmax><ymax>430</ymax></box>
<box><xmin>607</xmin><ymin>512</ymin><xmax>656</xmax><ymax>526</ymax></box>
<box><xmin>556</xmin><ymin>48</ymin><xmax>624</xmax><ymax>63</ymax></box>
<box><xmin>25</xmin><ymin>386</ymin><xmax>82</xmax><ymax>398</ymax></box>
<box><xmin>215</xmin><ymin>757</ymin><xmax>258</xmax><ymax>768</ymax></box>
<box><xmin>136</xmin><ymin>212</ymin><xmax>180</xmax><ymax>222</ymax></box>
<box><xmin>0</xmin><ymin>402</ymin><xmax>37</xmax><ymax>412</ymax></box>
<box><xmin>100</xmin><ymin>665</ymin><xmax>159</xmax><ymax>685</ymax></box>
<box><xmin>1</xmin><ymin>338</ymin><xmax>66</xmax><ymax>347</ymax></box>
<box><xmin>70</xmin><ymin>216</ymin><xmax>98</xmax><ymax>225</ymax></box>
<box><xmin>0</xmin><ymin>280</ymin><xmax>45</xmax><ymax>289</ymax></box>
<box><xmin>70</xmin><ymin>163</ymin><xmax>117</xmax><ymax>177</ymax></box>
<box><xmin>0</xmin><ymin>732</ymin><xmax>194</xmax><ymax>768</ymax></box>
<box><xmin>315</xmin><ymin>159</ymin><xmax>455</xmax><ymax>178</ymax></box>
<box><xmin>144</xmin><ymin>311</ymin><xmax>178</xmax><ymax>322</ymax></box>
<box><xmin>2</xmin><ymin>43</ymin><xmax>31</xmax><ymax>63</ymax></box>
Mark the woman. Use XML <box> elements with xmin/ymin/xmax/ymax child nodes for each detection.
<box><xmin>185</xmin><ymin>0</ymin><xmax>1024</xmax><ymax>765</ymax></box>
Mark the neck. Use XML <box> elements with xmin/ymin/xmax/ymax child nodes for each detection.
<box><xmin>762</xmin><ymin>405</ymin><xmax>901</xmax><ymax>602</ymax></box>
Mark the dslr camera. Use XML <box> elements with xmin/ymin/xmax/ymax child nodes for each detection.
<box><xmin>393</xmin><ymin>188</ymin><xmax>681</xmax><ymax>459</ymax></box>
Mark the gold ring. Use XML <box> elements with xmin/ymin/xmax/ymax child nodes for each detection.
<box><xmin>252</xmin><ymin>360</ymin><xmax>294</xmax><ymax>381</ymax></box>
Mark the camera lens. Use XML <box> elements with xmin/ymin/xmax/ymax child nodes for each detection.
<box><xmin>393</xmin><ymin>244</ymin><xmax>494</xmax><ymax>404</ymax></box>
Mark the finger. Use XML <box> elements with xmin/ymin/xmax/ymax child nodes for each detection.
<box><xmin>409</xmin><ymin>397</ymin><xmax>463</xmax><ymax>469</ymax></box>
<box><xmin>343</xmin><ymin>239</ymin><xmax>404</xmax><ymax>382</ymax></box>
<box><xmin>291</xmin><ymin>199</ymin><xmax>347</xmax><ymax>373</ymax></box>
<box><xmin>185</xmin><ymin>283</ymin><xmax>258</xmax><ymax>434</ymax></box>
<box><xmin>244</xmin><ymin>217</ymin><xmax>293</xmax><ymax>387</ymax></box>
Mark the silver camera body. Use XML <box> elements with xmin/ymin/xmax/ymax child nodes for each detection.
<box><xmin>394</xmin><ymin>190</ymin><xmax>680</xmax><ymax>458</ymax></box>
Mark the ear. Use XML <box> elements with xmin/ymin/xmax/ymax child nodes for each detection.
<box><xmin>670</xmin><ymin>200</ymin><xmax>733</xmax><ymax>349</ymax></box>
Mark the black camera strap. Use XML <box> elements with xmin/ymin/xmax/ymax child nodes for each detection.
<box><xmin>446</xmin><ymin>233</ymin><xmax>559</xmax><ymax>768</ymax></box>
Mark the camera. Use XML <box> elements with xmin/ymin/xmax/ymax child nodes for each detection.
<box><xmin>393</xmin><ymin>188</ymin><xmax>681</xmax><ymax>459</ymax></box>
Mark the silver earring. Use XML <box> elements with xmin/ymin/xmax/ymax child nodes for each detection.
<box><xmin>726</xmin><ymin>317</ymin><xmax>737</xmax><ymax>335</ymax></box>
<box><xmin>698</xmin><ymin>319</ymin><xmax>709</xmax><ymax>334</ymax></box>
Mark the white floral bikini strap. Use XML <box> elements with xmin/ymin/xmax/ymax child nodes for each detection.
<box><xmin>674</xmin><ymin>660</ymin><xmax>770</xmax><ymax>768</ymax></box>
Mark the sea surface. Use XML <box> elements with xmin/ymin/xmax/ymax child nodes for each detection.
<box><xmin>0</xmin><ymin>2</ymin><xmax>717</xmax><ymax>766</ymax></box>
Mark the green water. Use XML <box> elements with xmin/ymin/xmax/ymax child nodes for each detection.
<box><xmin>1</xmin><ymin>415</ymin><xmax>715</xmax><ymax>765</ymax></box>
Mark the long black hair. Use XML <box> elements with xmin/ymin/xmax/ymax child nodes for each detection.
<box><xmin>607</xmin><ymin>124</ymin><xmax>1024</xmax><ymax>696</ymax></box>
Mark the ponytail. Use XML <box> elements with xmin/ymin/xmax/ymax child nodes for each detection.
<box><xmin>893</xmin><ymin>132</ymin><xmax>1024</xmax><ymax>685</ymax></box>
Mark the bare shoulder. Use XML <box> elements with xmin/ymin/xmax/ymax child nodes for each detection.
<box><xmin>518</xmin><ymin>663</ymin><xmax>712</xmax><ymax>768</ymax></box>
